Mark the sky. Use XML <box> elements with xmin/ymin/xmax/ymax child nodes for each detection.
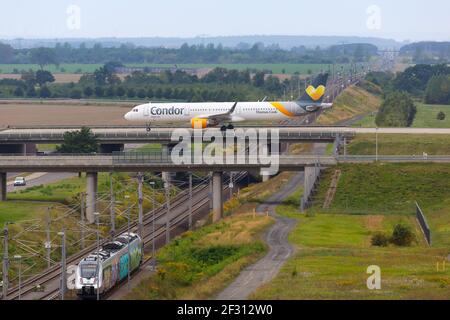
<box><xmin>0</xmin><ymin>0</ymin><xmax>449</xmax><ymax>41</ymax></box>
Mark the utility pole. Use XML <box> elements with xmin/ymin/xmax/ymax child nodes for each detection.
<box><xmin>138</xmin><ymin>173</ymin><xmax>144</xmax><ymax>239</ymax></box>
<box><xmin>14</xmin><ymin>255</ymin><xmax>22</xmax><ymax>300</ymax></box>
<box><xmin>109</xmin><ymin>173</ymin><xmax>115</xmax><ymax>238</ymax></box>
<box><xmin>94</xmin><ymin>212</ymin><xmax>100</xmax><ymax>301</ymax></box>
<box><xmin>376</xmin><ymin>127</ymin><xmax>379</xmax><ymax>162</ymax></box>
<box><xmin>149</xmin><ymin>181</ymin><xmax>156</xmax><ymax>269</ymax></box>
<box><xmin>80</xmin><ymin>192</ymin><xmax>85</xmax><ymax>250</ymax></box>
<box><xmin>209</xmin><ymin>173</ymin><xmax>213</xmax><ymax>212</ymax></box>
<box><xmin>2</xmin><ymin>224</ymin><xmax>9</xmax><ymax>299</ymax></box>
<box><xmin>165</xmin><ymin>181</ymin><xmax>171</xmax><ymax>244</ymax></box>
<box><xmin>229</xmin><ymin>172</ymin><xmax>234</xmax><ymax>201</ymax></box>
<box><xmin>188</xmin><ymin>172</ymin><xmax>193</xmax><ymax>230</ymax></box>
<box><xmin>126</xmin><ymin>206</ymin><xmax>131</xmax><ymax>292</ymax></box>
<box><xmin>45</xmin><ymin>207</ymin><xmax>51</xmax><ymax>268</ymax></box>
<box><xmin>59</xmin><ymin>230</ymin><xmax>66</xmax><ymax>301</ymax></box>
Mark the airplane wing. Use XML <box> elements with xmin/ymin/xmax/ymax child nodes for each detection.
<box><xmin>197</xmin><ymin>102</ymin><xmax>238</xmax><ymax>122</ymax></box>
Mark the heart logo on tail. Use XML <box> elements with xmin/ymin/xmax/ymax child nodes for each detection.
<box><xmin>306</xmin><ymin>85</ymin><xmax>326</xmax><ymax>101</ymax></box>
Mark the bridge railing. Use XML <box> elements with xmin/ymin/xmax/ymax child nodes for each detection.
<box><xmin>0</xmin><ymin>128</ymin><xmax>356</xmax><ymax>142</ymax></box>
<box><xmin>337</xmin><ymin>155</ymin><xmax>450</xmax><ymax>162</ymax></box>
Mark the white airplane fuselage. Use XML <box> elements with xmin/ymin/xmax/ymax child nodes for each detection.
<box><xmin>124</xmin><ymin>101</ymin><xmax>310</xmax><ymax>128</ymax></box>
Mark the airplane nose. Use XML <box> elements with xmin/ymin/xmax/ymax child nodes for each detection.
<box><xmin>124</xmin><ymin>112</ymin><xmax>131</xmax><ymax>120</ymax></box>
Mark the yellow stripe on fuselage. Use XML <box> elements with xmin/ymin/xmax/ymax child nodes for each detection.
<box><xmin>270</xmin><ymin>102</ymin><xmax>295</xmax><ymax>117</ymax></box>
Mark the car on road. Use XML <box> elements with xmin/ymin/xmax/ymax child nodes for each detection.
<box><xmin>13</xmin><ymin>177</ymin><xmax>26</xmax><ymax>186</ymax></box>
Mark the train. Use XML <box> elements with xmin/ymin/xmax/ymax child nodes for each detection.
<box><xmin>74</xmin><ymin>232</ymin><xmax>144</xmax><ymax>298</ymax></box>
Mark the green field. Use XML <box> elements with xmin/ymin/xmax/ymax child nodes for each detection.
<box><xmin>252</xmin><ymin>213</ymin><xmax>449</xmax><ymax>300</ymax></box>
<box><xmin>353</xmin><ymin>103</ymin><xmax>450</xmax><ymax>128</ymax></box>
<box><xmin>8</xmin><ymin>175</ymin><xmax>88</xmax><ymax>203</ymax></box>
<box><xmin>0</xmin><ymin>63</ymin><xmax>104</xmax><ymax>74</ymax></box>
<box><xmin>313</xmin><ymin>163</ymin><xmax>450</xmax><ymax>214</ymax></box>
<box><xmin>127</xmin><ymin>213</ymin><xmax>272</xmax><ymax>300</ymax></box>
<box><xmin>0</xmin><ymin>201</ymin><xmax>68</xmax><ymax>225</ymax></box>
<box><xmin>412</xmin><ymin>103</ymin><xmax>450</xmax><ymax>128</ymax></box>
<box><xmin>346</xmin><ymin>134</ymin><xmax>450</xmax><ymax>156</ymax></box>
<box><xmin>251</xmin><ymin>165</ymin><xmax>450</xmax><ymax>299</ymax></box>
<box><xmin>0</xmin><ymin>63</ymin><xmax>348</xmax><ymax>75</ymax></box>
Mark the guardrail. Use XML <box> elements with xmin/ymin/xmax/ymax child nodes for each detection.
<box><xmin>416</xmin><ymin>202</ymin><xmax>431</xmax><ymax>246</ymax></box>
<box><xmin>0</xmin><ymin>131</ymin><xmax>354</xmax><ymax>142</ymax></box>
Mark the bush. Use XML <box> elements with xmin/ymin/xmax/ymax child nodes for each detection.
<box><xmin>425</xmin><ymin>75</ymin><xmax>450</xmax><ymax>104</ymax></box>
<box><xmin>70</xmin><ymin>89</ymin><xmax>82</xmax><ymax>99</ymax></box>
<box><xmin>127</xmin><ymin>88</ymin><xmax>136</xmax><ymax>98</ymax></box>
<box><xmin>391</xmin><ymin>223</ymin><xmax>415</xmax><ymax>246</ymax></box>
<box><xmin>137</xmin><ymin>88</ymin><xmax>147</xmax><ymax>99</ymax></box>
<box><xmin>437</xmin><ymin>111</ymin><xmax>446</xmax><ymax>120</ymax></box>
<box><xmin>375</xmin><ymin>91</ymin><xmax>417</xmax><ymax>127</ymax></box>
<box><xmin>14</xmin><ymin>86</ymin><xmax>24</xmax><ymax>97</ymax></box>
<box><xmin>371</xmin><ymin>232</ymin><xmax>390</xmax><ymax>247</ymax></box>
<box><xmin>83</xmin><ymin>86</ymin><xmax>93</xmax><ymax>97</ymax></box>
<box><xmin>39</xmin><ymin>86</ymin><xmax>51</xmax><ymax>98</ymax></box>
<box><xmin>26</xmin><ymin>86</ymin><xmax>37</xmax><ymax>97</ymax></box>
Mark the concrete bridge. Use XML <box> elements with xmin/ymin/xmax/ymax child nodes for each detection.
<box><xmin>2</xmin><ymin>152</ymin><xmax>450</xmax><ymax>224</ymax></box>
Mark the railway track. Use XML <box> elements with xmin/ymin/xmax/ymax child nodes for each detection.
<box><xmin>5</xmin><ymin>172</ymin><xmax>247</xmax><ymax>300</ymax></box>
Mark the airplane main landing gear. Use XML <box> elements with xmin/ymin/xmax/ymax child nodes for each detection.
<box><xmin>220</xmin><ymin>124</ymin><xmax>234</xmax><ymax>131</ymax></box>
<box><xmin>146</xmin><ymin>124</ymin><xmax>151</xmax><ymax>132</ymax></box>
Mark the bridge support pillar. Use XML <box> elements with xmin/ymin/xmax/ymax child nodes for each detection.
<box><xmin>86</xmin><ymin>172</ymin><xmax>98</xmax><ymax>224</ymax></box>
<box><xmin>212</xmin><ymin>171</ymin><xmax>223</xmax><ymax>223</ymax></box>
<box><xmin>262</xmin><ymin>173</ymin><xmax>270</xmax><ymax>182</ymax></box>
<box><xmin>162</xmin><ymin>144</ymin><xmax>171</xmax><ymax>188</ymax></box>
<box><xmin>0</xmin><ymin>172</ymin><xmax>6</xmax><ymax>202</ymax></box>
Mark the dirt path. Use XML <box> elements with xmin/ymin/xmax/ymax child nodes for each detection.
<box><xmin>215</xmin><ymin>172</ymin><xmax>303</xmax><ymax>300</ymax></box>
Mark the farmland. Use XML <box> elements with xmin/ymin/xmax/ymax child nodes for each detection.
<box><xmin>0</xmin><ymin>63</ymin><xmax>348</xmax><ymax>75</ymax></box>
<box><xmin>353</xmin><ymin>102</ymin><xmax>450</xmax><ymax>128</ymax></box>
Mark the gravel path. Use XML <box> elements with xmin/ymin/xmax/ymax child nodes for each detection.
<box><xmin>215</xmin><ymin>172</ymin><xmax>303</xmax><ymax>300</ymax></box>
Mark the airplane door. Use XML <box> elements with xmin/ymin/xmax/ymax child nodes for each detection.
<box><xmin>144</xmin><ymin>106</ymin><xmax>150</xmax><ymax>117</ymax></box>
<box><xmin>236</xmin><ymin>105</ymin><xmax>241</xmax><ymax>114</ymax></box>
<box><xmin>184</xmin><ymin>105</ymin><xmax>190</xmax><ymax>116</ymax></box>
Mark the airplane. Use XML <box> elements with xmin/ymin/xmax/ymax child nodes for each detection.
<box><xmin>124</xmin><ymin>73</ymin><xmax>332</xmax><ymax>131</ymax></box>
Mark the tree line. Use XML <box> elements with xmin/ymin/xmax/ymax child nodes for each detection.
<box><xmin>0</xmin><ymin>42</ymin><xmax>378</xmax><ymax>65</ymax></box>
<box><xmin>365</xmin><ymin>64</ymin><xmax>450</xmax><ymax>127</ymax></box>
<box><xmin>0</xmin><ymin>64</ymin><xmax>305</xmax><ymax>102</ymax></box>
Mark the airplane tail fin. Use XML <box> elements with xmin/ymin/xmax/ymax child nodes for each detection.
<box><xmin>298</xmin><ymin>73</ymin><xmax>329</xmax><ymax>104</ymax></box>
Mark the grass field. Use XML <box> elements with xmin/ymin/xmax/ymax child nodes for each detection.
<box><xmin>313</xmin><ymin>163</ymin><xmax>450</xmax><ymax>215</ymax></box>
<box><xmin>126</xmin><ymin>213</ymin><xmax>273</xmax><ymax>300</ymax></box>
<box><xmin>346</xmin><ymin>134</ymin><xmax>450</xmax><ymax>155</ymax></box>
<box><xmin>353</xmin><ymin>102</ymin><xmax>450</xmax><ymax>128</ymax></box>
<box><xmin>8</xmin><ymin>175</ymin><xmax>89</xmax><ymax>203</ymax></box>
<box><xmin>0</xmin><ymin>201</ymin><xmax>68</xmax><ymax>225</ymax></box>
<box><xmin>250</xmin><ymin>165</ymin><xmax>450</xmax><ymax>299</ymax></box>
<box><xmin>317</xmin><ymin>85</ymin><xmax>382</xmax><ymax>125</ymax></box>
<box><xmin>0</xmin><ymin>63</ymin><xmax>348</xmax><ymax>75</ymax></box>
<box><xmin>251</xmin><ymin>213</ymin><xmax>449</xmax><ymax>299</ymax></box>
